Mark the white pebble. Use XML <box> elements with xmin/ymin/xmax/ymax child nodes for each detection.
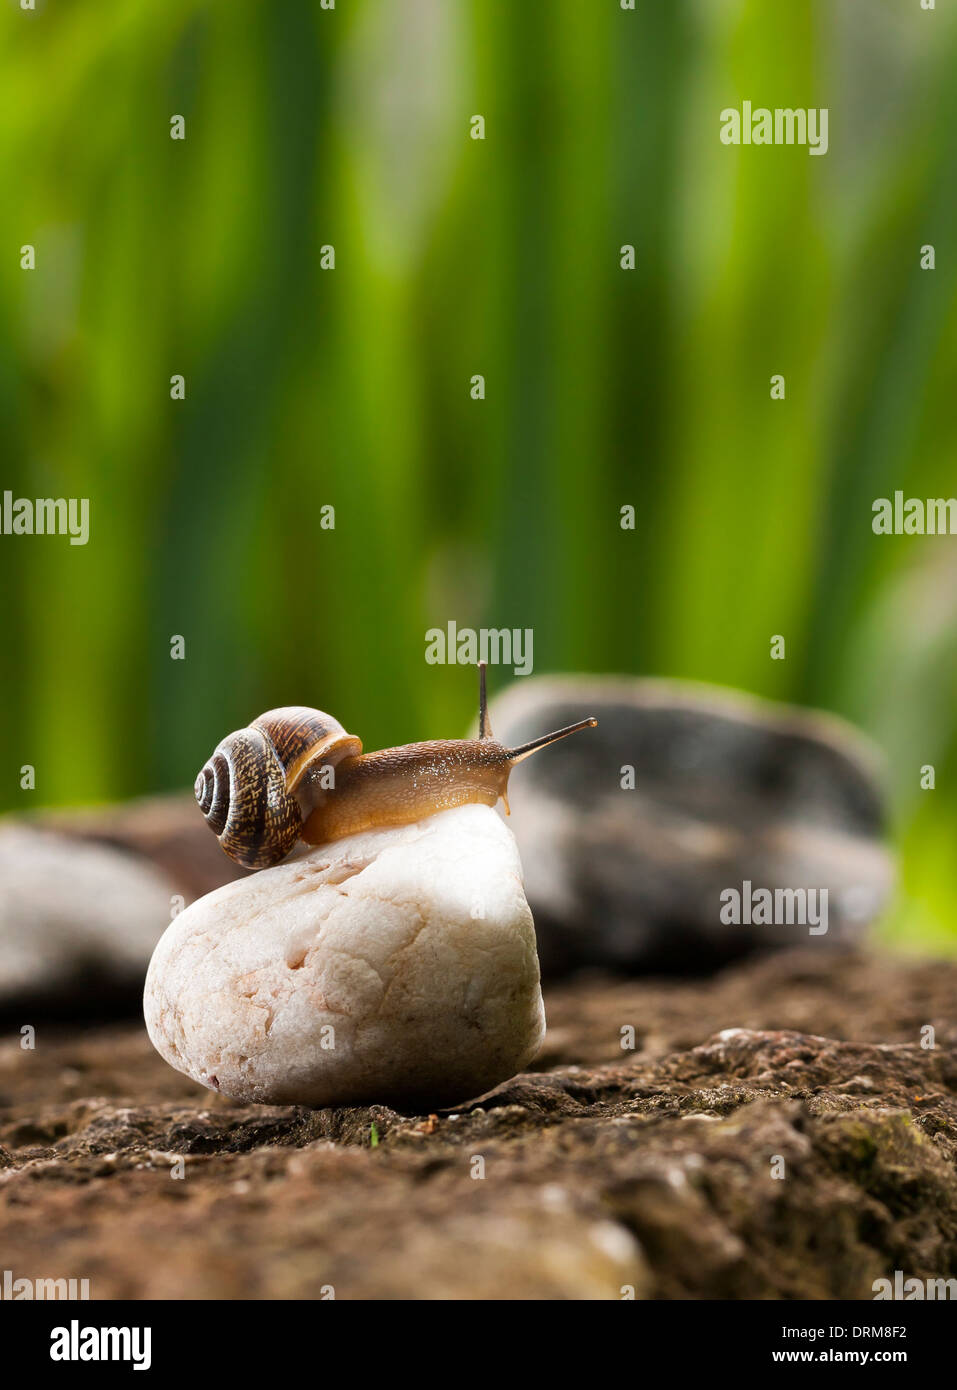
<box><xmin>144</xmin><ymin>805</ymin><xmax>545</xmax><ymax>1111</ymax></box>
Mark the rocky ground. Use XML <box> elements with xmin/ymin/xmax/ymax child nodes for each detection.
<box><xmin>0</xmin><ymin>948</ymin><xmax>955</xmax><ymax>1300</ymax></box>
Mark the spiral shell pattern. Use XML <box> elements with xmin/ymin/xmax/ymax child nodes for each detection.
<box><xmin>195</xmin><ymin>707</ymin><xmax>362</xmax><ymax>870</ymax></box>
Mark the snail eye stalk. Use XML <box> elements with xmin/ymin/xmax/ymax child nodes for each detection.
<box><xmin>478</xmin><ymin>661</ymin><xmax>494</xmax><ymax>740</ymax></box>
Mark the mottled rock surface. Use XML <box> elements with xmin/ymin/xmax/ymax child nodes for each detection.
<box><xmin>489</xmin><ymin>678</ymin><xmax>895</xmax><ymax>974</ymax></box>
<box><xmin>145</xmin><ymin>806</ymin><xmax>545</xmax><ymax>1110</ymax></box>
<box><xmin>1</xmin><ymin>949</ymin><xmax>954</xmax><ymax>1299</ymax></box>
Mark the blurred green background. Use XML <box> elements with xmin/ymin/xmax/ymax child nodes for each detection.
<box><xmin>0</xmin><ymin>0</ymin><xmax>955</xmax><ymax>948</ymax></box>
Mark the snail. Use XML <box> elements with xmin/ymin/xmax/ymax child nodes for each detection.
<box><xmin>195</xmin><ymin>663</ymin><xmax>597</xmax><ymax>868</ymax></box>
<box><xmin>146</xmin><ymin>666</ymin><xmax>596</xmax><ymax>1110</ymax></box>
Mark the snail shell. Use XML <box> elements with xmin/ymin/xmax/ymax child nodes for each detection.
<box><xmin>194</xmin><ymin>707</ymin><xmax>362</xmax><ymax>870</ymax></box>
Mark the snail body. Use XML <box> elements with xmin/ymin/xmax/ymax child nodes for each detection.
<box><xmin>196</xmin><ymin>665</ymin><xmax>596</xmax><ymax>869</ymax></box>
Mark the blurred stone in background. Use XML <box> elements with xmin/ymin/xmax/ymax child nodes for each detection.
<box><xmin>489</xmin><ymin>678</ymin><xmax>895</xmax><ymax>976</ymax></box>
<box><xmin>0</xmin><ymin>797</ymin><xmax>244</xmax><ymax>1017</ymax></box>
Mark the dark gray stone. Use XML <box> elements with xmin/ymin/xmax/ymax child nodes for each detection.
<box><xmin>489</xmin><ymin>678</ymin><xmax>894</xmax><ymax>975</ymax></box>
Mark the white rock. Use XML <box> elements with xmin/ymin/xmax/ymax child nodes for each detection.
<box><xmin>143</xmin><ymin>805</ymin><xmax>546</xmax><ymax>1110</ymax></box>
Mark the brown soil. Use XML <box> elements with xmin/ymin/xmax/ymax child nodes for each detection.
<box><xmin>1</xmin><ymin>948</ymin><xmax>955</xmax><ymax>1299</ymax></box>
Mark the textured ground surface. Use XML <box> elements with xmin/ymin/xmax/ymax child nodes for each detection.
<box><xmin>0</xmin><ymin>948</ymin><xmax>955</xmax><ymax>1300</ymax></box>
